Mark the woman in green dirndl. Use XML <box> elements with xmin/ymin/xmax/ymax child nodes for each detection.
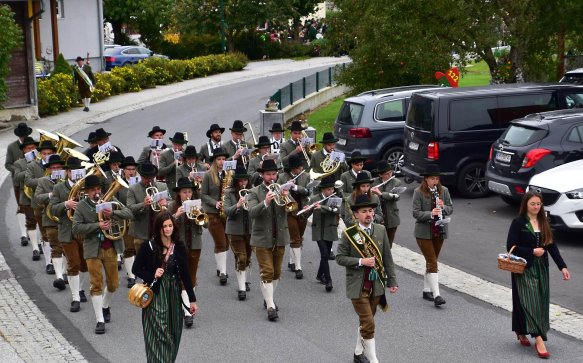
<box><xmin>133</xmin><ymin>212</ymin><xmax>198</xmax><ymax>363</ymax></box>
<box><xmin>506</xmin><ymin>191</ymin><xmax>570</xmax><ymax>359</ymax></box>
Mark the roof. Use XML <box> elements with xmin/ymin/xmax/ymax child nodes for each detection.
<box><xmin>513</xmin><ymin>109</ymin><xmax>583</xmax><ymax>127</ymax></box>
<box><xmin>413</xmin><ymin>83</ymin><xmax>583</xmax><ymax>99</ymax></box>
<box><xmin>346</xmin><ymin>85</ymin><xmax>443</xmax><ymax>104</ymax></box>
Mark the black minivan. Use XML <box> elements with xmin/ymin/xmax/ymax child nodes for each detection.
<box><xmin>402</xmin><ymin>84</ymin><xmax>583</xmax><ymax>198</ymax></box>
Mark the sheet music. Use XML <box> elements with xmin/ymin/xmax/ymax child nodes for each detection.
<box><xmin>128</xmin><ymin>176</ymin><xmax>141</xmax><ymax>185</ymax></box>
<box><xmin>174</xmin><ymin>151</ymin><xmax>182</xmax><ymax>160</ymax></box>
<box><xmin>153</xmin><ymin>190</ymin><xmax>170</xmax><ymax>202</ymax></box>
<box><xmin>222</xmin><ymin>160</ymin><xmax>237</xmax><ymax>171</ymax></box>
<box><xmin>240</xmin><ymin>148</ymin><xmax>253</xmax><ymax>156</ymax></box>
<box><xmin>98</xmin><ymin>142</ymin><xmax>113</xmax><ymax>153</ymax></box>
<box><xmin>330</xmin><ymin>151</ymin><xmax>345</xmax><ymax>162</ymax></box>
<box><xmin>95</xmin><ymin>202</ymin><xmax>113</xmax><ymax>213</ymax></box>
<box><xmin>301</xmin><ymin>137</ymin><xmax>313</xmax><ymax>145</ymax></box>
<box><xmin>24</xmin><ymin>150</ymin><xmax>39</xmax><ymax>162</ymax></box>
<box><xmin>328</xmin><ymin>197</ymin><xmax>342</xmax><ymax>208</ymax></box>
<box><xmin>71</xmin><ymin>169</ymin><xmax>86</xmax><ymax>181</ymax></box>
<box><xmin>183</xmin><ymin>199</ymin><xmax>202</xmax><ymax>210</ymax></box>
<box><xmin>150</xmin><ymin>139</ymin><xmax>163</xmax><ymax>149</ymax></box>
<box><xmin>51</xmin><ymin>170</ymin><xmax>66</xmax><ymax>180</ymax></box>
<box><xmin>192</xmin><ymin>171</ymin><xmax>206</xmax><ymax>179</ymax></box>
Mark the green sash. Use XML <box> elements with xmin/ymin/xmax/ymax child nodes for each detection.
<box><xmin>74</xmin><ymin>65</ymin><xmax>94</xmax><ymax>92</ymax></box>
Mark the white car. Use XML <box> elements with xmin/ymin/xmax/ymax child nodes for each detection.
<box><xmin>528</xmin><ymin>159</ymin><xmax>583</xmax><ymax>231</ymax></box>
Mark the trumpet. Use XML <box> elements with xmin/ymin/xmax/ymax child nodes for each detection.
<box><xmin>185</xmin><ymin>204</ymin><xmax>208</xmax><ymax>226</ymax></box>
<box><xmin>267</xmin><ymin>181</ymin><xmax>297</xmax><ymax>212</ymax></box>
<box><xmin>146</xmin><ymin>182</ymin><xmax>166</xmax><ymax>212</ymax></box>
<box><xmin>239</xmin><ymin>188</ymin><xmax>251</xmax><ymax>210</ymax></box>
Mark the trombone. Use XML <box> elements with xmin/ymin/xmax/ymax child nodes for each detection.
<box><xmin>243</xmin><ymin>122</ymin><xmax>260</xmax><ymax>160</ymax></box>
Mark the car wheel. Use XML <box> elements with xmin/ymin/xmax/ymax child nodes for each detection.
<box><xmin>457</xmin><ymin>162</ymin><xmax>490</xmax><ymax>198</ymax></box>
<box><xmin>383</xmin><ymin>147</ymin><xmax>404</xmax><ymax>175</ymax></box>
<box><xmin>500</xmin><ymin>195</ymin><xmax>521</xmax><ymax>206</ymax></box>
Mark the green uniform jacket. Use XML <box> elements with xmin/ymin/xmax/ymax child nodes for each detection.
<box><xmin>25</xmin><ymin>161</ymin><xmax>45</xmax><ymax>209</ymax></box>
<box><xmin>340</xmin><ymin>169</ymin><xmax>372</xmax><ymax>196</ymax></box>
<box><xmin>200</xmin><ymin>171</ymin><xmax>223</xmax><ymax>214</ymax></box>
<box><xmin>168</xmin><ymin>200</ymin><xmax>203</xmax><ymax>250</ymax></box>
<box><xmin>5</xmin><ymin>140</ymin><xmax>23</xmax><ymax>180</ymax></box>
<box><xmin>336</xmin><ymin>223</ymin><xmax>398</xmax><ymax>299</ymax></box>
<box><xmin>247</xmin><ymin>183</ymin><xmax>290</xmax><ymax>248</ymax></box>
<box><xmin>14</xmin><ymin>158</ymin><xmax>31</xmax><ymax>206</ymax></box>
<box><xmin>34</xmin><ymin>177</ymin><xmax>58</xmax><ymax>227</ymax></box>
<box><xmin>247</xmin><ymin>155</ymin><xmax>263</xmax><ymax>186</ymax></box>
<box><xmin>222</xmin><ymin>139</ymin><xmax>240</xmax><ymax>160</ymax></box>
<box><xmin>50</xmin><ymin>181</ymin><xmax>75</xmax><ymax>243</ymax></box>
<box><xmin>158</xmin><ymin>148</ymin><xmax>179</xmax><ymax>193</ymax></box>
<box><xmin>373</xmin><ymin>177</ymin><xmax>401</xmax><ymax>228</ymax></box>
<box><xmin>309</xmin><ymin>193</ymin><xmax>340</xmax><ymax>242</ymax></box>
<box><xmin>224</xmin><ymin>188</ymin><xmax>251</xmax><ymax>236</ymax></box>
<box><xmin>176</xmin><ymin>162</ymin><xmax>205</xmax><ymax>199</ymax></box>
<box><xmin>276</xmin><ymin>171</ymin><xmax>310</xmax><ymax>210</ymax></box>
<box><xmin>198</xmin><ymin>141</ymin><xmax>222</xmax><ymax>165</ymax></box>
<box><xmin>342</xmin><ymin>194</ymin><xmax>384</xmax><ymax>227</ymax></box>
<box><xmin>72</xmin><ymin>196</ymin><xmax>132</xmax><ymax>259</ymax></box>
<box><xmin>126</xmin><ymin>181</ymin><xmax>166</xmax><ymax>240</ymax></box>
<box><xmin>412</xmin><ymin>186</ymin><xmax>453</xmax><ymax>239</ymax></box>
<box><xmin>279</xmin><ymin>139</ymin><xmax>309</xmax><ymax>170</ymax></box>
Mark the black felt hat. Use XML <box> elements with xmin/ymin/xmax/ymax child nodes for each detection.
<box><xmin>120</xmin><ymin>156</ymin><xmax>138</xmax><ymax>168</ymax></box>
<box><xmin>173</xmin><ymin>177</ymin><xmax>196</xmax><ymax>192</ymax></box>
<box><xmin>64</xmin><ymin>157</ymin><xmax>83</xmax><ymax>170</ymax></box>
<box><xmin>210</xmin><ymin>147</ymin><xmax>229</xmax><ymax>161</ymax></box>
<box><xmin>36</xmin><ymin>140</ymin><xmax>57</xmax><ymax>152</ymax></box>
<box><xmin>83</xmin><ymin>175</ymin><xmax>101</xmax><ymax>189</ymax></box>
<box><xmin>44</xmin><ymin>154</ymin><xmax>66</xmax><ymax>167</ymax></box>
<box><xmin>269</xmin><ymin>123</ymin><xmax>284</xmax><ymax>132</ymax></box>
<box><xmin>206</xmin><ymin>124</ymin><xmax>225</xmax><ymax>138</ymax></box>
<box><xmin>232</xmin><ymin>165</ymin><xmax>250</xmax><ymax>180</ymax></box>
<box><xmin>420</xmin><ymin>164</ymin><xmax>442</xmax><ymax>177</ymax></box>
<box><xmin>19</xmin><ymin>136</ymin><xmax>38</xmax><ymax>149</ymax></box>
<box><xmin>287</xmin><ymin>121</ymin><xmax>306</xmax><ymax>131</ymax></box>
<box><xmin>107</xmin><ymin>151</ymin><xmax>123</xmax><ymax>164</ymax></box>
<box><xmin>137</xmin><ymin>161</ymin><xmax>158</xmax><ymax>177</ymax></box>
<box><xmin>14</xmin><ymin>123</ymin><xmax>32</xmax><ymax>137</ymax></box>
<box><xmin>320</xmin><ymin>132</ymin><xmax>339</xmax><ymax>144</ymax></box>
<box><xmin>349</xmin><ymin>151</ymin><xmax>367</xmax><ymax>164</ymax></box>
<box><xmin>374</xmin><ymin>160</ymin><xmax>393</xmax><ymax>174</ymax></box>
<box><xmin>84</xmin><ymin>132</ymin><xmax>97</xmax><ymax>143</ymax></box>
<box><xmin>147</xmin><ymin>126</ymin><xmax>166</xmax><ymax>137</ymax></box>
<box><xmin>94</xmin><ymin>128</ymin><xmax>111</xmax><ymax>141</ymax></box>
<box><xmin>350</xmin><ymin>194</ymin><xmax>378</xmax><ymax>211</ymax></box>
<box><xmin>183</xmin><ymin>145</ymin><xmax>198</xmax><ymax>158</ymax></box>
<box><xmin>352</xmin><ymin>172</ymin><xmax>373</xmax><ymax>187</ymax></box>
<box><xmin>169</xmin><ymin>132</ymin><xmax>187</xmax><ymax>145</ymax></box>
<box><xmin>318</xmin><ymin>176</ymin><xmax>336</xmax><ymax>189</ymax></box>
<box><xmin>288</xmin><ymin>154</ymin><xmax>303</xmax><ymax>168</ymax></box>
<box><xmin>75</xmin><ymin>56</ymin><xmax>84</xmax><ymax>62</ymax></box>
<box><xmin>254</xmin><ymin>135</ymin><xmax>274</xmax><ymax>148</ymax></box>
<box><xmin>229</xmin><ymin>120</ymin><xmax>247</xmax><ymax>133</ymax></box>
<box><xmin>257</xmin><ymin>159</ymin><xmax>280</xmax><ymax>172</ymax></box>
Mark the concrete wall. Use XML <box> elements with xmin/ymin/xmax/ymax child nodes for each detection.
<box><xmin>282</xmin><ymin>84</ymin><xmax>349</xmax><ymax>123</ymax></box>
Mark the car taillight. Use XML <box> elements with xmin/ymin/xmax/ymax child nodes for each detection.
<box><xmin>428</xmin><ymin>142</ymin><xmax>439</xmax><ymax>160</ymax></box>
<box><xmin>489</xmin><ymin>145</ymin><xmax>493</xmax><ymax>160</ymax></box>
<box><xmin>521</xmin><ymin>148</ymin><xmax>551</xmax><ymax>168</ymax></box>
<box><xmin>515</xmin><ymin>185</ymin><xmax>525</xmax><ymax>194</ymax></box>
<box><xmin>348</xmin><ymin>128</ymin><xmax>372</xmax><ymax>138</ymax></box>
<box><xmin>104</xmin><ymin>56</ymin><xmax>116</xmax><ymax>62</ymax></box>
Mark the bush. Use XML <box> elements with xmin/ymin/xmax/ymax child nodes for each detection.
<box><xmin>37</xmin><ymin>73</ymin><xmax>76</xmax><ymax>116</ymax></box>
<box><xmin>157</xmin><ymin>33</ymin><xmax>222</xmax><ymax>59</ymax></box>
<box><xmin>0</xmin><ymin>4</ymin><xmax>23</xmax><ymax>107</ymax></box>
<box><xmin>110</xmin><ymin>66</ymin><xmax>141</xmax><ymax>92</ymax></box>
<box><xmin>52</xmin><ymin>53</ymin><xmax>72</xmax><ymax>76</ymax></box>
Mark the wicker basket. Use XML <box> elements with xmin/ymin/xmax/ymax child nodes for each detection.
<box><xmin>498</xmin><ymin>246</ymin><xmax>526</xmax><ymax>274</ymax></box>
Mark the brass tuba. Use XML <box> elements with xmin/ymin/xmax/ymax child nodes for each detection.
<box><xmin>67</xmin><ymin>163</ymin><xmax>105</xmax><ymax>221</ymax></box>
<box><xmin>55</xmin><ymin>133</ymin><xmax>83</xmax><ymax>161</ymax></box>
<box><xmin>97</xmin><ymin>175</ymin><xmax>129</xmax><ymax>240</ymax></box>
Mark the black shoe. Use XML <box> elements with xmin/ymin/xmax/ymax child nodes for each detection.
<box><xmin>295</xmin><ymin>269</ymin><xmax>304</xmax><ymax>279</ymax></box>
<box><xmin>83</xmin><ymin>107</ymin><xmax>89</xmax><ymax>112</ymax></box>
<box><xmin>80</xmin><ymin>290</ymin><xmax>87</xmax><ymax>303</ymax></box>
<box><xmin>70</xmin><ymin>301</ymin><xmax>80</xmax><ymax>313</ymax></box>
<box><xmin>20</xmin><ymin>236</ymin><xmax>29</xmax><ymax>246</ymax></box>
<box><xmin>102</xmin><ymin>307</ymin><xmax>111</xmax><ymax>323</ymax></box>
<box><xmin>63</xmin><ymin>274</ymin><xmax>68</xmax><ymax>284</ymax></box>
<box><xmin>46</xmin><ymin>264</ymin><xmax>55</xmax><ymax>275</ymax></box>
<box><xmin>219</xmin><ymin>273</ymin><xmax>228</xmax><ymax>285</ymax></box>
<box><xmin>32</xmin><ymin>250</ymin><xmax>40</xmax><ymax>261</ymax></box>
<box><xmin>263</xmin><ymin>300</ymin><xmax>279</xmax><ymax>311</ymax></box>
<box><xmin>53</xmin><ymin>278</ymin><xmax>66</xmax><ymax>291</ymax></box>
<box><xmin>127</xmin><ymin>278</ymin><xmax>136</xmax><ymax>288</ymax></box>
<box><xmin>288</xmin><ymin>262</ymin><xmax>296</xmax><ymax>272</ymax></box>
<box><xmin>238</xmin><ymin>290</ymin><xmax>246</xmax><ymax>301</ymax></box>
<box><xmin>117</xmin><ymin>261</ymin><xmax>122</xmax><ymax>271</ymax></box>
<box><xmin>267</xmin><ymin>307</ymin><xmax>278</xmax><ymax>321</ymax></box>
<box><xmin>328</xmin><ymin>251</ymin><xmax>336</xmax><ymax>260</ymax></box>
<box><xmin>434</xmin><ymin>295</ymin><xmax>446</xmax><ymax>307</ymax></box>
<box><xmin>423</xmin><ymin>291</ymin><xmax>435</xmax><ymax>301</ymax></box>
<box><xmin>325</xmin><ymin>280</ymin><xmax>333</xmax><ymax>292</ymax></box>
<box><xmin>316</xmin><ymin>274</ymin><xmax>326</xmax><ymax>284</ymax></box>
<box><xmin>245</xmin><ymin>282</ymin><xmax>251</xmax><ymax>292</ymax></box>
<box><xmin>38</xmin><ymin>244</ymin><xmax>43</xmax><ymax>254</ymax></box>
<box><xmin>95</xmin><ymin>322</ymin><xmax>105</xmax><ymax>334</ymax></box>
<box><xmin>184</xmin><ymin>315</ymin><xmax>193</xmax><ymax>328</ymax></box>
<box><xmin>216</xmin><ymin>269</ymin><xmax>220</xmax><ymax>277</ymax></box>
<box><xmin>353</xmin><ymin>353</ymin><xmax>370</xmax><ymax>363</ymax></box>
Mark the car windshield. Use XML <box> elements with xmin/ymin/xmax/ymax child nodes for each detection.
<box><xmin>406</xmin><ymin>96</ymin><xmax>433</xmax><ymax>131</ymax></box>
<box><xmin>336</xmin><ymin>102</ymin><xmax>364</xmax><ymax>125</ymax></box>
<box><xmin>500</xmin><ymin>124</ymin><xmax>547</xmax><ymax>147</ymax></box>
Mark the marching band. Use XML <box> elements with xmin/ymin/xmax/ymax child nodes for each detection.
<box><xmin>6</xmin><ymin>118</ymin><xmax>428</xmax><ymax>363</ymax></box>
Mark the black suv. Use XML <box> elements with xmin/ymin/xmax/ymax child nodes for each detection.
<box><xmin>486</xmin><ymin>109</ymin><xmax>583</xmax><ymax>204</ymax></box>
<box><xmin>333</xmin><ymin>85</ymin><xmax>441</xmax><ymax>174</ymax></box>
<box><xmin>402</xmin><ymin>84</ymin><xmax>583</xmax><ymax>198</ymax></box>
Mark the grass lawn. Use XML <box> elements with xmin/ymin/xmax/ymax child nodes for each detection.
<box><xmin>459</xmin><ymin>60</ymin><xmax>491</xmax><ymax>87</ymax></box>
<box><xmin>303</xmin><ymin>97</ymin><xmax>344</xmax><ymax>136</ymax></box>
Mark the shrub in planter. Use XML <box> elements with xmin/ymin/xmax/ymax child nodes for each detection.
<box><xmin>97</xmin><ymin>72</ymin><xmax>125</xmax><ymax>95</ymax></box>
<box><xmin>110</xmin><ymin>66</ymin><xmax>140</xmax><ymax>92</ymax></box>
<box><xmin>91</xmin><ymin>74</ymin><xmax>111</xmax><ymax>102</ymax></box>
<box><xmin>132</xmin><ymin>63</ymin><xmax>158</xmax><ymax>89</ymax></box>
<box><xmin>38</xmin><ymin>73</ymin><xmax>76</xmax><ymax>116</ymax></box>
<box><xmin>141</xmin><ymin>57</ymin><xmax>173</xmax><ymax>85</ymax></box>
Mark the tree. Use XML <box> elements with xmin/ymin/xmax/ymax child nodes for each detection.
<box><xmin>0</xmin><ymin>4</ymin><xmax>23</xmax><ymax>107</ymax></box>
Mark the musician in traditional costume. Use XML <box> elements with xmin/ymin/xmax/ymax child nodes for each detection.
<box><xmin>137</xmin><ymin>126</ymin><xmax>168</xmax><ymax>165</ymax></box>
<box><xmin>310</xmin><ymin>132</ymin><xmax>346</xmax><ymax>181</ymax></box>
<box><xmin>169</xmin><ymin>177</ymin><xmax>203</xmax><ymax>328</ymax></box>
<box><xmin>176</xmin><ymin>145</ymin><xmax>205</xmax><ymax>186</ymax></box>
<box><xmin>198</xmin><ymin>123</ymin><xmax>225</xmax><ymax>169</ymax></box>
<box><xmin>340</xmin><ymin>151</ymin><xmax>371</xmax><ymax>196</ymax></box>
<box><xmin>247</xmin><ymin>159</ymin><xmax>290</xmax><ymax>322</ymax></box>
<box><xmin>221</xmin><ymin>120</ymin><xmax>247</xmax><ymax>166</ymax></box>
<box><xmin>268</xmin><ymin>122</ymin><xmax>285</xmax><ymax>154</ymax></box>
<box><xmin>73</xmin><ymin>56</ymin><xmax>96</xmax><ymax>112</ymax></box>
<box><xmin>343</xmin><ymin>173</ymin><xmax>384</xmax><ymax>227</ymax></box>
<box><xmin>412</xmin><ymin>165</ymin><xmax>452</xmax><ymax>307</ymax></box>
<box><xmin>84</xmin><ymin>132</ymin><xmax>97</xmax><ymax>150</ymax></box>
<box><xmin>201</xmin><ymin>147</ymin><xmax>231</xmax><ymax>285</ymax></box>
<box><xmin>103</xmin><ymin>151</ymin><xmax>124</xmax><ymax>191</ymax></box>
<box><xmin>119</xmin><ymin>156</ymin><xmax>140</xmax><ymax>288</ymax></box>
<box><xmin>279</xmin><ymin>121</ymin><xmax>310</xmax><ymax>170</ymax></box>
<box><xmin>72</xmin><ymin>175</ymin><xmax>133</xmax><ymax>334</ymax></box>
<box><xmin>25</xmin><ymin>140</ymin><xmax>56</xmax><ymax>269</ymax></box>
<box><xmin>336</xmin><ymin>194</ymin><xmax>398</xmax><ymax>363</ymax></box>
<box><xmin>83</xmin><ymin>128</ymin><xmax>123</xmax><ymax>172</ymax></box>
<box><xmin>6</xmin><ymin>123</ymin><xmax>33</xmax><ymax>246</ymax></box>
<box><xmin>247</xmin><ymin>135</ymin><xmax>274</xmax><ymax>187</ymax></box>
<box><xmin>158</xmin><ymin>132</ymin><xmax>188</xmax><ymax>196</ymax></box>
<box><xmin>223</xmin><ymin>166</ymin><xmax>252</xmax><ymax>301</ymax></box>
<box><xmin>50</xmin><ymin>157</ymin><xmax>89</xmax><ymax>312</ymax></box>
<box><xmin>277</xmin><ymin>154</ymin><xmax>310</xmax><ymax>279</ymax></box>
<box><xmin>13</xmin><ymin>136</ymin><xmax>39</xmax><ymax>253</ymax></box>
<box><xmin>370</xmin><ymin>161</ymin><xmax>402</xmax><ymax>248</ymax></box>
<box><xmin>34</xmin><ymin>154</ymin><xmax>67</xmax><ymax>289</ymax></box>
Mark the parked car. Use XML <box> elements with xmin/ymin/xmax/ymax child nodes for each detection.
<box><xmin>527</xmin><ymin>159</ymin><xmax>583</xmax><ymax>231</ymax></box>
<box><xmin>560</xmin><ymin>68</ymin><xmax>583</xmax><ymax>84</ymax></box>
<box><xmin>104</xmin><ymin>46</ymin><xmax>168</xmax><ymax>71</ymax></box>
<box><xmin>333</xmin><ymin>85</ymin><xmax>442</xmax><ymax>174</ymax></box>
<box><xmin>402</xmin><ymin>84</ymin><xmax>583</xmax><ymax>198</ymax></box>
<box><xmin>486</xmin><ymin>109</ymin><xmax>583</xmax><ymax>204</ymax></box>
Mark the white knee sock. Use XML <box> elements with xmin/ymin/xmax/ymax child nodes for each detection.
<box><xmin>28</xmin><ymin>229</ymin><xmax>39</xmax><ymax>251</ymax></box>
<box><xmin>260</xmin><ymin>282</ymin><xmax>275</xmax><ymax>309</ymax></box>
<box><xmin>124</xmin><ymin>256</ymin><xmax>135</xmax><ymax>279</ymax></box>
<box><xmin>53</xmin><ymin>257</ymin><xmax>64</xmax><ymax>279</ymax></box>
<box><xmin>214</xmin><ymin>253</ymin><xmax>221</xmax><ymax>272</ymax></box>
<box><xmin>91</xmin><ymin>295</ymin><xmax>104</xmax><ymax>322</ymax></box>
<box><xmin>69</xmin><ymin>275</ymin><xmax>80</xmax><ymax>301</ymax></box>
<box><xmin>42</xmin><ymin>242</ymin><xmax>52</xmax><ymax>265</ymax></box>
<box><xmin>363</xmin><ymin>338</ymin><xmax>378</xmax><ymax>363</ymax></box>
<box><xmin>423</xmin><ymin>273</ymin><xmax>431</xmax><ymax>293</ymax></box>
<box><xmin>181</xmin><ymin>290</ymin><xmax>191</xmax><ymax>316</ymax></box>
<box><xmin>235</xmin><ymin>270</ymin><xmax>246</xmax><ymax>291</ymax></box>
<box><xmin>292</xmin><ymin>248</ymin><xmax>302</xmax><ymax>270</ymax></box>
<box><xmin>217</xmin><ymin>252</ymin><xmax>227</xmax><ymax>274</ymax></box>
<box><xmin>428</xmin><ymin>272</ymin><xmax>440</xmax><ymax>297</ymax></box>
<box><xmin>16</xmin><ymin>213</ymin><xmax>27</xmax><ymax>237</ymax></box>
<box><xmin>102</xmin><ymin>289</ymin><xmax>114</xmax><ymax>309</ymax></box>
<box><xmin>289</xmin><ymin>247</ymin><xmax>294</xmax><ymax>264</ymax></box>
<box><xmin>85</xmin><ymin>98</ymin><xmax>91</xmax><ymax>107</ymax></box>
<box><xmin>355</xmin><ymin>327</ymin><xmax>364</xmax><ymax>355</ymax></box>
<box><xmin>272</xmin><ymin>279</ymin><xmax>279</xmax><ymax>292</ymax></box>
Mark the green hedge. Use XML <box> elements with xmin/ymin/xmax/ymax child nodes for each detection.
<box><xmin>37</xmin><ymin>52</ymin><xmax>248</xmax><ymax>117</ymax></box>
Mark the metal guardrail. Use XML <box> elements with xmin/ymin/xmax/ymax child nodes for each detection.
<box><xmin>270</xmin><ymin>63</ymin><xmax>346</xmax><ymax>110</ymax></box>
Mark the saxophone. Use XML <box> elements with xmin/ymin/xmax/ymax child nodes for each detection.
<box><xmin>218</xmin><ymin>170</ymin><xmax>232</xmax><ymax>219</ymax></box>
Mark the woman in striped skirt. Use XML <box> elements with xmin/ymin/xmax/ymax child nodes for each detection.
<box><xmin>133</xmin><ymin>212</ymin><xmax>198</xmax><ymax>363</ymax></box>
<box><xmin>506</xmin><ymin>191</ymin><xmax>570</xmax><ymax>359</ymax></box>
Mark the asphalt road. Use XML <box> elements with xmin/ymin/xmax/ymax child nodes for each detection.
<box><xmin>2</xmin><ymin>62</ymin><xmax>582</xmax><ymax>362</ymax></box>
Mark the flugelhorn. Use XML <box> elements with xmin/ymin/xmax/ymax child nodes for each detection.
<box><xmin>146</xmin><ymin>182</ymin><xmax>166</xmax><ymax>212</ymax></box>
<box><xmin>185</xmin><ymin>204</ymin><xmax>208</xmax><ymax>226</ymax></box>
<box><xmin>239</xmin><ymin>188</ymin><xmax>251</xmax><ymax>210</ymax></box>
<box><xmin>267</xmin><ymin>181</ymin><xmax>297</xmax><ymax>212</ymax></box>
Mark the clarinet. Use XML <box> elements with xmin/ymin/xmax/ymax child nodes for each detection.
<box><xmin>431</xmin><ymin>188</ymin><xmax>446</xmax><ymax>238</ymax></box>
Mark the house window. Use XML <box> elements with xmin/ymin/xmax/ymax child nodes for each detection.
<box><xmin>56</xmin><ymin>0</ymin><xmax>64</xmax><ymax>19</ymax></box>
